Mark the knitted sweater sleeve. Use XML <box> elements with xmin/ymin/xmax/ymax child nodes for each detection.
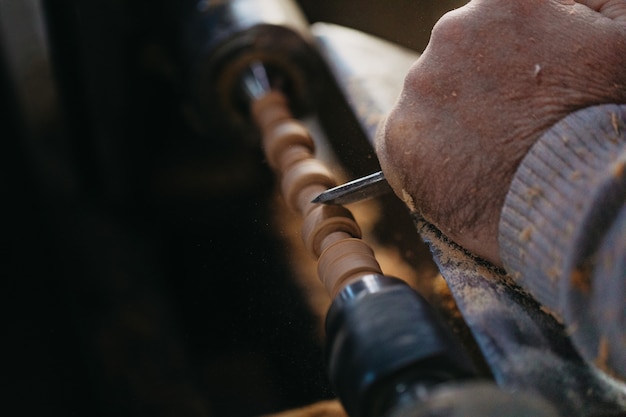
<box><xmin>499</xmin><ymin>104</ymin><xmax>626</xmax><ymax>380</ymax></box>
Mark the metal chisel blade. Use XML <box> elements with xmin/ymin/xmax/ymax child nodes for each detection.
<box><xmin>312</xmin><ymin>171</ymin><xmax>393</xmax><ymax>205</ymax></box>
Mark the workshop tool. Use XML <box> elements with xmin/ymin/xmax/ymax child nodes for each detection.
<box><xmin>183</xmin><ymin>0</ymin><xmax>325</xmax><ymax>143</ymax></box>
<box><xmin>311</xmin><ymin>170</ymin><xmax>392</xmax><ymax>206</ymax></box>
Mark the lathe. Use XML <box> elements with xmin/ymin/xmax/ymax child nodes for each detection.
<box><xmin>3</xmin><ymin>1</ymin><xmax>625</xmax><ymax>416</ymax></box>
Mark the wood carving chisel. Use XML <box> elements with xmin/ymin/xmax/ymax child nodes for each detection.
<box><xmin>311</xmin><ymin>170</ymin><xmax>393</xmax><ymax>205</ymax></box>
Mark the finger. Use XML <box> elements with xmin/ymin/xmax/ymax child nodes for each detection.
<box><xmin>575</xmin><ymin>0</ymin><xmax>626</xmax><ymax>21</ymax></box>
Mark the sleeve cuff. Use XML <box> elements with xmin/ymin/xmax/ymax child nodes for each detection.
<box><xmin>499</xmin><ymin>104</ymin><xmax>626</xmax><ymax>379</ymax></box>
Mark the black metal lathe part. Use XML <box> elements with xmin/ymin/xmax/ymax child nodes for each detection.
<box><xmin>325</xmin><ymin>274</ymin><xmax>478</xmax><ymax>417</ymax></box>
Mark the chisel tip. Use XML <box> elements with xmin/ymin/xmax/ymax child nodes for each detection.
<box><xmin>311</xmin><ymin>171</ymin><xmax>392</xmax><ymax>205</ymax></box>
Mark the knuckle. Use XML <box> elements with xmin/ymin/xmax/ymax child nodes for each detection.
<box><xmin>429</xmin><ymin>9</ymin><xmax>468</xmax><ymax>45</ymax></box>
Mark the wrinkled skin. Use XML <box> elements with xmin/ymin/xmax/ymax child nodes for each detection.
<box><xmin>376</xmin><ymin>0</ymin><xmax>626</xmax><ymax>266</ymax></box>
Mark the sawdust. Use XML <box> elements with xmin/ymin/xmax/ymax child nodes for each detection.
<box><xmin>592</xmin><ymin>336</ymin><xmax>623</xmax><ymax>381</ymax></box>
<box><xmin>261</xmin><ymin>400</ymin><xmax>347</xmax><ymax>417</ymax></box>
<box><xmin>611</xmin><ymin>111</ymin><xmax>621</xmax><ymax>135</ymax></box>
<box><xmin>570</xmin><ymin>263</ymin><xmax>592</xmax><ymax>294</ymax></box>
<box><xmin>413</xmin><ymin>217</ymin><xmax>517</xmax><ymax>315</ymax></box>
<box><xmin>594</xmin><ymin>336</ymin><xmax>612</xmax><ymax>377</ymax></box>
<box><xmin>401</xmin><ymin>188</ymin><xmax>417</xmax><ymax>213</ymax></box>
<box><xmin>519</xmin><ymin>226</ymin><xmax>533</xmax><ymax>242</ymax></box>
<box><xmin>612</xmin><ymin>160</ymin><xmax>625</xmax><ymax>179</ymax></box>
<box><xmin>539</xmin><ymin>305</ymin><xmax>564</xmax><ymax>324</ymax></box>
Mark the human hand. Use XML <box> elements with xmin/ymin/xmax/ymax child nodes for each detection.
<box><xmin>376</xmin><ymin>0</ymin><xmax>626</xmax><ymax>266</ymax></box>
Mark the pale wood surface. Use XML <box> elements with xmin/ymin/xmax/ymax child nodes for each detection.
<box><xmin>261</xmin><ymin>400</ymin><xmax>347</xmax><ymax>417</ymax></box>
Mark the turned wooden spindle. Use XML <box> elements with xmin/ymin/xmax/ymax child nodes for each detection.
<box><xmin>251</xmin><ymin>91</ymin><xmax>383</xmax><ymax>299</ymax></box>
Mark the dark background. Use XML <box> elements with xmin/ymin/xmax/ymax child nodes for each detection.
<box><xmin>2</xmin><ymin>1</ymin><xmax>464</xmax><ymax>416</ymax></box>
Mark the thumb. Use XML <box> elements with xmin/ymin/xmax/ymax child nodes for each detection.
<box><xmin>575</xmin><ymin>0</ymin><xmax>626</xmax><ymax>21</ymax></box>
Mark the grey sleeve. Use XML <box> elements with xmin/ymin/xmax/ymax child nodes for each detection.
<box><xmin>499</xmin><ymin>104</ymin><xmax>626</xmax><ymax>380</ymax></box>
